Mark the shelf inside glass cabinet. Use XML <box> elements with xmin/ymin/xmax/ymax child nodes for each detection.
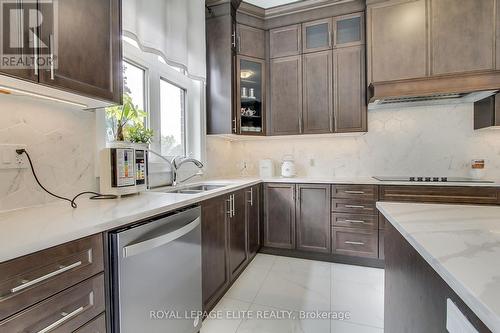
<box><xmin>239</xmin><ymin>57</ymin><xmax>264</xmax><ymax>133</ymax></box>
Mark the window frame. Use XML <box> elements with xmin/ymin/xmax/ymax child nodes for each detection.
<box><xmin>122</xmin><ymin>59</ymin><xmax>149</xmax><ymax>129</ymax></box>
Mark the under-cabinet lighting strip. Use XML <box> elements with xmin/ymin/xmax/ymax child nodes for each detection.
<box><xmin>0</xmin><ymin>85</ymin><xmax>88</xmax><ymax>108</ymax></box>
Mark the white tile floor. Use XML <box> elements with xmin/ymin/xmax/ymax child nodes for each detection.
<box><xmin>201</xmin><ymin>254</ymin><xmax>384</xmax><ymax>333</ymax></box>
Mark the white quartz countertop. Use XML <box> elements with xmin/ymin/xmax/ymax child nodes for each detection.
<box><xmin>264</xmin><ymin>176</ymin><xmax>500</xmax><ymax>187</ymax></box>
<box><xmin>376</xmin><ymin>202</ymin><xmax>500</xmax><ymax>332</ymax></box>
<box><xmin>0</xmin><ymin>179</ymin><xmax>260</xmax><ymax>263</ymax></box>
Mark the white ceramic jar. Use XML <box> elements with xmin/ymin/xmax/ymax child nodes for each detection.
<box><xmin>281</xmin><ymin>155</ymin><xmax>296</xmax><ymax>178</ymax></box>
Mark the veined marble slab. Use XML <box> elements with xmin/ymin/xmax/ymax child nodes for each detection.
<box><xmin>0</xmin><ymin>179</ymin><xmax>260</xmax><ymax>263</ymax></box>
<box><xmin>377</xmin><ymin>202</ymin><xmax>500</xmax><ymax>332</ymax></box>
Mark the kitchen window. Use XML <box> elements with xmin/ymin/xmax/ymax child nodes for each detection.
<box><xmin>160</xmin><ymin>79</ymin><xmax>186</xmax><ymax>156</ymax></box>
<box><xmin>99</xmin><ymin>38</ymin><xmax>205</xmax><ymax>162</ymax></box>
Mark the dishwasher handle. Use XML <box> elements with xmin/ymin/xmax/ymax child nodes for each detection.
<box><xmin>122</xmin><ymin>216</ymin><xmax>201</xmax><ymax>258</ymax></box>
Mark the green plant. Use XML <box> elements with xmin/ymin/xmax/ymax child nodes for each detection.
<box><xmin>128</xmin><ymin>124</ymin><xmax>154</xmax><ymax>144</ymax></box>
<box><xmin>105</xmin><ymin>93</ymin><xmax>147</xmax><ymax>141</ymax></box>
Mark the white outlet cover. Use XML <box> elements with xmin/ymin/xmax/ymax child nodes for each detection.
<box><xmin>0</xmin><ymin>144</ymin><xmax>28</xmax><ymax>169</ymax></box>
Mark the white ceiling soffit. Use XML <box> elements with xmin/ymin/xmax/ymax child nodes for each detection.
<box><xmin>243</xmin><ymin>0</ymin><xmax>303</xmax><ymax>9</ymax></box>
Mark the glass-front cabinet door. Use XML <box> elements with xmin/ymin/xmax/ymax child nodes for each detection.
<box><xmin>302</xmin><ymin>18</ymin><xmax>332</xmax><ymax>53</ymax></box>
<box><xmin>333</xmin><ymin>12</ymin><xmax>364</xmax><ymax>48</ymax></box>
<box><xmin>237</xmin><ymin>56</ymin><xmax>266</xmax><ymax>135</ymax></box>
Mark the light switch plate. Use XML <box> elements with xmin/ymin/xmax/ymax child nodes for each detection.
<box><xmin>0</xmin><ymin>144</ymin><xmax>28</xmax><ymax>169</ymax></box>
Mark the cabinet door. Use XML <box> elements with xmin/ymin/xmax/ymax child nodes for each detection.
<box><xmin>229</xmin><ymin>190</ymin><xmax>248</xmax><ymax>279</ymax></box>
<box><xmin>270</xmin><ymin>55</ymin><xmax>302</xmax><ymax>135</ymax></box>
<box><xmin>0</xmin><ymin>1</ymin><xmax>37</xmax><ymax>82</ymax></box>
<box><xmin>296</xmin><ymin>184</ymin><xmax>331</xmax><ymax>253</ymax></box>
<box><xmin>431</xmin><ymin>0</ymin><xmax>495</xmax><ymax>75</ymax></box>
<box><xmin>333</xmin><ymin>45</ymin><xmax>366</xmax><ymax>132</ymax></box>
<box><xmin>39</xmin><ymin>0</ymin><xmax>122</xmax><ymax>103</ymax></box>
<box><xmin>201</xmin><ymin>196</ymin><xmax>230</xmax><ymax>311</ymax></box>
<box><xmin>333</xmin><ymin>12</ymin><xmax>364</xmax><ymax>48</ymax></box>
<box><xmin>247</xmin><ymin>185</ymin><xmax>261</xmax><ymax>257</ymax></box>
<box><xmin>367</xmin><ymin>0</ymin><xmax>428</xmax><ymax>82</ymax></box>
<box><xmin>302</xmin><ymin>50</ymin><xmax>333</xmax><ymax>134</ymax></box>
<box><xmin>302</xmin><ymin>18</ymin><xmax>332</xmax><ymax>53</ymax></box>
<box><xmin>237</xmin><ymin>56</ymin><xmax>266</xmax><ymax>135</ymax></box>
<box><xmin>237</xmin><ymin>24</ymin><xmax>265</xmax><ymax>59</ymax></box>
<box><xmin>270</xmin><ymin>24</ymin><xmax>301</xmax><ymax>58</ymax></box>
<box><xmin>263</xmin><ymin>183</ymin><xmax>296</xmax><ymax>249</ymax></box>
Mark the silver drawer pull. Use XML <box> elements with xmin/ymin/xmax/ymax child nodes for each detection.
<box><xmin>37</xmin><ymin>306</ymin><xmax>84</xmax><ymax>333</ymax></box>
<box><xmin>344</xmin><ymin>190</ymin><xmax>365</xmax><ymax>194</ymax></box>
<box><xmin>344</xmin><ymin>219</ymin><xmax>366</xmax><ymax>224</ymax></box>
<box><xmin>11</xmin><ymin>261</ymin><xmax>82</xmax><ymax>294</ymax></box>
<box><xmin>345</xmin><ymin>205</ymin><xmax>365</xmax><ymax>209</ymax></box>
<box><xmin>344</xmin><ymin>241</ymin><xmax>365</xmax><ymax>246</ymax></box>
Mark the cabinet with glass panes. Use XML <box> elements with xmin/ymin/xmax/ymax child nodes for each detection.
<box><xmin>236</xmin><ymin>56</ymin><xmax>266</xmax><ymax>135</ymax></box>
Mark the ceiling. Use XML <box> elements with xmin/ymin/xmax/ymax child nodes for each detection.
<box><xmin>243</xmin><ymin>0</ymin><xmax>303</xmax><ymax>9</ymax></box>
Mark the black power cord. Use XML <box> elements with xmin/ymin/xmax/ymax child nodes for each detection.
<box><xmin>16</xmin><ymin>149</ymin><xmax>117</xmax><ymax>208</ymax></box>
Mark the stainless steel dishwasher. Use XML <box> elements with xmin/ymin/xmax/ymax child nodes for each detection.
<box><xmin>109</xmin><ymin>206</ymin><xmax>202</xmax><ymax>333</ymax></box>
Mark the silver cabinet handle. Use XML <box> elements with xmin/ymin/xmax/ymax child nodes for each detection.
<box><xmin>232</xmin><ymin>118</ymin><xmax>237</xmax><ymax>133</ymax></box>
<box><xmin>237</xmin><ymin>34</ymin><xmax>241</xmax><ymax>53</ymax></box>
<box><xmin>49</xmin><ymin>34</ymin><xmax>55</xmax><ymax>80</ymax></box>
<box><xmin>37</xmin><ymin>306</ymin><xmax>85</xmax><ymax>333</ymax></box>
<box><xmin>226</xmin><ymin>197</ymin><xmax>232</xmax><ymax>217</ymax></box>
<box><xmin>11</xmin><ymin>261</ymin><xmax>82</xmax><ymax>294</ymax></box>
<box><xmin>247</xmin><ymin>188</ymin><xmax>253</xmax><ymax>206</ymax></box>
<box><xmin>123</xmin><ymin>217</ymin><xmax>200</xmax><ymax>258</ymax></box>
<box><xmin>345</xmin><ymin>205</ymin><xmax>365</xmax><ymax>209</ymax></box>
<box><xmin>344</xmin><ymin>219</ymin><xmax>366</xmax><ymax>224</ymax></box>
<box><xmin>232</xmin><ymin>30</ymin><xmax>236</xmax><ymax>49</ymax></box>
<box><xmin>299</xmin><ymin>116</ymin><xmax>303</xmax><ymax>133</ymax></box>
<box><xmin>345</xmin><ymin>190</ymin><xmax>365</xmax><ymax>194</ymax></box>
<box><xmin>344</xmin><ymin>241</ymin><xmax>364</xmax><ymax>246</ymax></box>
<box><xmin>231</xmin><ymin>194</ymin><xmax>235</xmax><ymax>217</ymax></box>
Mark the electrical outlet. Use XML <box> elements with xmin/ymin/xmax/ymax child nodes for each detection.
<box><xmin>0</xmin><ymin>144</ymin><xmax>28</xmax><ymax>169</ymax></box>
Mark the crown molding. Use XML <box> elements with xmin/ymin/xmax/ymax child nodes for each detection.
<box><xmin>238</xmin><ymin>0</ymin><xmax>357</xmax><ymax>19</ymax></box>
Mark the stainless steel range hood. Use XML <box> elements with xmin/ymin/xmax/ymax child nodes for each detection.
<box><xmin>368</xmin><ymin>71</ymin><xmax>500</xmax><ymax>109</ymax></box>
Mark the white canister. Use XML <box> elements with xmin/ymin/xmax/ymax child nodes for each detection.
<box><xmin>259</xmin><ymin>159</ymin><xmax>274</xmax><ymax>178</ymax></box>
<box><xmin>281</xmin><ymin>155</ymin><xmax>296</xmax><ymax>178</ymax></box>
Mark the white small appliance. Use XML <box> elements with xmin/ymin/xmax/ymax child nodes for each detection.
<box><xmin>281</xmin><ymin>155</ymin><xmax>296</xmax><ymax>178</ymax></box>
<box><xmin>259</xmin><ymin>159</ymin><xmax>275</xmax><ymax>178</ymax></box>
<box><xmin>100</xmin><ymin>144</ymin><xmax>148</xmax><ymax>196</ymax></box>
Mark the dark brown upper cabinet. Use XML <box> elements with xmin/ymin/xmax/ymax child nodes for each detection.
<box><xmin>236</xmin><ymin>56</ymin><xmax>266</xmax><ymax>135</ymax></box>
<box><xmin>270</xmin><ymin>24</ymin><xmax>301</xmax><ymax>58</ymax></box>
<box><xmin>270</xmin><ymin>55</ymin><xmax>302</xmax><ymax>135</ymax></box>
<box><xmin>430</xmin><ymin>0</ymin><xmax>495</xmax><ymax>75</ymax></box>
<box><xmin>39</xmin><ymin>0</ymin><xmax>122</xmax><ymax>104</ymax></box>
<box><xmin>0</xmin><ymin>1</ymin><xmax>38</xmax><ymax>82</ymax></box>
<box><xmin>206</xmin><ymin>3</ymin><xmax>237</xmax><ymax>135</ymax></box>
<box><xmin>296</xmin><ymin>184</ymin><xmax>331</xmax><ymax>253</ymax></box>
<box><xmin>367</xmin><ymin>0</ymin><xmax>428</xmax><ymax>83</ymax></box>
<box><xmin>302</xmin><ymin>50</ymin><xmax>333</xmax><ymax>134</ymax></box>
<box><xmin>228</xmin><ymin>190</ymin><xmax>248</xmax><ymax>279</ymax></box>
<box><xmin>237</xmin><ymin>24</ymin><xmax>265</xmax><ymax>59</ymax></box>
<box><xmin>333</xmin><ymin>45</ymin><xmax>367</xmax><ymax>132</ymax></box>
<box><xmin>263</xmin><ymin>183</ymin><xmax>296</xmax><ymax>249</ymax></box>
<box><xmin>302</xmin><ymin>18</ymin><xmax>332</xmax><ymax>54</ymax></box>
<box><xmin>333</xmin><ymin>12</ymin><xmax>365</xmax><ymax>48</ymax></box>
<box><xmin>0</xmin><ymin>0</ymin><xmax>122</xmax><ymax>105</ymax></box>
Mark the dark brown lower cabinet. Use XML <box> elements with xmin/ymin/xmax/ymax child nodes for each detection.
<box><xmin>247</xmin><ymin>185</ymin><xmax>261</xmax><ymax>257</ymax></box>
<box><xmin>229</xmin><ymin>190</ymin><xmax>248</xmax><ymax>279</ymax></box>
<box><xmin>201</xmin><ymin>196</ymin><xmax>230</xmax><ymax>311</ymax></box>
<box><xmin>263</xmin><ymin>183</ymin><xmax>296</xmax><ymax>249</ymax></box>
<box><xmin>0</xmin><ymin>274</ymin><xmax>105</xmax><ymax>332</ymax></box>
<box><xmin>296</xmin><ymin>184</ymin><xmax>331</xmax><ymax>253</ymax></box>
<box><xmin>384</xmin><ymin>222</ymin><xmax>491</xmax><ymax>333</ymax></box>
<box><xmin>74</xmin><ymin>314</ymin><xmax>106</xmax><ymax>333</ymax></box>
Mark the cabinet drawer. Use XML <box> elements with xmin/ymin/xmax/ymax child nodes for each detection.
<box><xmin>0</xmin><ymin>234</ymin><xmax>104</xmax><ymax>320</ymax></box>
<box><xmin>0</xmin><ymin>274</ymin><xmax>105</xmax><ymax>332</ymax></box>
<box><xmin>332</xmin><ymin>199</ymin><xmax>377</xmax><ymax>214</ymax></box>
<box><xmin>74</xmin><ymin>313</ymin><xmax>106</xmax><ymax>333</ymax></box>
<box><xmin>332</xmin><ymin>227</ymin><xmax>378</xmax><ymax>258</ymax></box>
<box><xmin>379</xmin><ymin>185</ymin><xmax>500</xmax><ymax>204</ymax></box>
<box><xmin>332</xmin><ymin>185</ymin><xmax>378</xmax><ymax>200</ymax></box>
<box><xmin>332</xmin><ymin>213</ymin><xmax>378</xmax><ymax>229</ymax></box>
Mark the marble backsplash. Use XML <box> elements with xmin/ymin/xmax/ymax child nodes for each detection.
<box><xmin>0</xmin><ymin>94</ymin><xmax>97</xmax><ymax>211</ymax></box>
<box><xmin>206</xmin><ymin>103</ymin><xmax>500</xmax><ymax>180</ymax></box>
